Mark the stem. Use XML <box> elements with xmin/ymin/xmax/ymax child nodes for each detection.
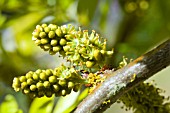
<box><xmin>74</xmin><ymin>39</ymin><xmax>170</xmax><ymax>113</ymax></box>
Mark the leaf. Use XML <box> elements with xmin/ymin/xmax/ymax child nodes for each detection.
<box><xmin>29</xmin><ymin>96</ymin><xmax>54</xmax><ymax>113</ymax></box>
<box><xmin>5</xmin><ymin>11</ymin><xmax>47</xmax><ymax>56</ymax></box>
<box><xmin>53</xmin><ymin>88</ymin><xmax>89</xmax><ymax>113</ymax></box>
<box><xmin>77</xmin><ymin>0</ymin><xmax>99</xmax><ymax>25</ymax></box>
<box><xmin>0</xmin><ymin>94</ymin><xmax>23</xmax><ymax>113</ymax></box>
<box><xmin>53</xmin><ymin>91</ymin><xmax>80</xmax><ymax>113</ymax></box>
<box><xmin>77</xmin><ymin>88</ymin><xmax>88</xmax><ymax>102</ymax></box>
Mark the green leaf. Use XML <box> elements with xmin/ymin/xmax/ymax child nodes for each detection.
<box><xmin>0</xmin><ymin>94</ymin><xmax>23</xmax><ymax>113</ymax></box>
<box><xmin>4</xmin><ymin>11</ymin><xmax>47</xmax><ymax>56</ymax></box>
<box><xmin>53</xmin><ymin>91</ymin><xmax>80</xmax><ymax>113</ymax></box>
<box><xmin>77</xmin><ymin>88</ymin><xmax>88</xmax><ymax>102</ymax></box>
<box><xmin>77</xmin><ymin>0</ymin><xmax>99</xmax><ymax>25</ymax></box>
<box><xmin>29</xmin><ymin>96</ymin><xmax>54</xmax><ymax>113</ymax></box>
<box><xmin>53</xmin><ymin>88</ymin><xmax>89</xmax><ymax>113</ymax></box>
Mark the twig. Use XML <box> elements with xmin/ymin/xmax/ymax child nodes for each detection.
<box><xmin>74</xmin><ymin>39</ymin><xmax>170</xmax><ymax>113</ymax></box>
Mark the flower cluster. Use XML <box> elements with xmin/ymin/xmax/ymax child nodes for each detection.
<box><xmin>12</xmin><ymin>65</ymin><xmax>85</xmax><ymax>98</ymax></box>
<box><xmin>12</xmin><ymin>23</ymin><xmax>114</xmax><ymax>98</ymax></box>
<box><xmin>32</xmin><ymin>24</ymin><xmax>114</xmax><ymax>69</ymax></box>
<box><xmin>119</xmin><ymin>82</ymin><xmax>170</xmax><ymax>113</ymax></box>
<box><xmin>85</xmin><ymin>68</ymin><xmax>114</xmax><ymax>94</ymax></box>
<box><xmin>32</xmin><ymin>24</ymin><xmax>75</xmax><ymax>55</ymax></box>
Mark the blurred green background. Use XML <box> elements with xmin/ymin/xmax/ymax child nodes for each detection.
<box><xmin>0</xmin><ymin>0</ymin><xmax>170</xmax><ymax>113</ymax></box>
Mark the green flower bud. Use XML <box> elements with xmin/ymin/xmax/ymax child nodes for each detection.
<box><xmin>12</xmin><ymin>78</ymin><xmax>21</xmax><ymax>91</ymax></box>
<box><xmin>36</xmin><ymin>25</ymin><xmax>41</xmax><ymax>29</ymax></box>
<box><xmin>45</xmin><ymin>91</ymin><xmax>53</xmax><ymax>97</ymax></box>
<box><xmin>41</xmin><ymin>38</ymin><xmax>49</xmax><ymax>44</ymax></box>
<box><xmin>19</xmin><ymin>76</ymin><xmax>27</xmax><ymax>82</ymax></box>
<box><xmin>26</xmin><ymin>72</ymin><xmax>33</xmax><ymax>79</ymax></box>
<box><xmin>40</xmin><ymin>47</ymin><xmax>48</xmax><ymax>51</ymax></box>
<box><xmin>59</xmin><ymin>50</ymin><xmax>66</xmax><ymax>57</ymax></box>
<box><xmin>59</xmin><ymin>38</ymin><xmax>67</xmax><ymax>46</ymax></box>
<box><xmin>53</xmin><ymin>84</ymin><xmax>60</xmax><ymax>92</ymax></box>
<box><xmin>65</xmin><ymin>34</ymin><xmax>74</xmax><ymax>40</ymax></box>
<box><xmin>45</xmin><ymin>69</ymin><xmax>53</xmax><ymax>76</ymax></box>
<box><xmin>37</xmin><ymin>90</ymin><xmax>44</xmax><ymax>97</ymax></box>
<box><xmin>100</xmin><ymin>50</ymin><xmax>106</xmax><ymax>55</ymax></box>
<box><xmin>59</xmin><ymin>79</ymin><xmax>67</xmax><ymax>87</ymax></box>
<box><xmin>27</xmin><ymin>78</ymin><xmax>34</xmax><ymax>85</ymax></box>
<box><xmin>55</xmin><ymin>27</ymin><xmax>63</xmax><ymax>37</ymax></box>
<box><xmin>49</xmin><ymin>24</ymin><xmax>57</xmax><ymax>31</ymax></box>
<box><xmin>53</xmin><ymin>46</ymin><xmax>62</xmax><ymax>52</ymax></box>
<box><xmin>44</xmin><ymin>27</ymin><xmax>51</xmax><ymax>33</ymax></box>
<box><xmin>65</xmin><ymin>51</ymin><xmax>73</xmax><ymax>56</ymax></box>
<box><xmin>79</xmin><ymin>47</ymin><xmax>87</xmax><ymax>54</ymax></box>
<box><xmin>23</xmin><ymin>88</ymin><xmax>30</xmax><ymax>94</ymax></box>
<box><xmin>21</xmin><ymin>82</ymin><xmax>27</xmax><ymax>89</ymax></box>
<box><xmin>30</xmin><ymin>85</ymin><xmax>37</xmax><ymax>91</ymax></box>
<box><xmin>63</xmin><ymin>45</ymin><xmax>70</xmax><ymax>52</ymax></box>
<box><xmin>32</xmin><ymin>73</ymin><xmax>39</xmax><ymax>81</ymax></box>
<box><xmin>72</xmin><ymin>53</ymin><xmax>80</xmax><ymax>61</ymax></box>
<box><xmin>68</xmin><ymin>81</ymin><xmax>74</xmax><ymax>89</ymax></box>
<box><xmin>32</xmin><ymin>31</ymin><xmax>39</xmax><ymax>37</ymax></box>
<box><xmin>51</xmin><ymin>39</ymin><xmax>58</xmax><ymax>46</ymax></box>
<box><xmin>94</xmin><ymin>49</ymin><xmax>102</xmax><ymax>61</ymax></box>
<box><xmin>49</xmin><ymin>49</ymin><xmax>57</xmax><ymax>55</ymax></box>
<box><xmin>32</xmin><ymin>36</ymin><xmax>37</xmax><ymax>41</ymax></box>
<box><xmin>35</xmin><ymin>69</ymin><xmax>42</xmax><ymax>74</ymax></box>
<box><xmin>48</xmin><ymin>24</ymin><xmax>53</xmax><ymax>28</ymax></box>
<box><xmin>61</xmin><ymin>89</ymin><xmax>67</xmax><ymax>96</ymax></box>
<box><xmin>36</xmin><ymin>82</ymin><xmax>44</xmax><ymax>90</ymax></box>
<box><xmin>43</xmin><ymin>44</ymin><xmax>51</xmax><ymax>50</ymax></box>
<box><xmin>48</xmin><ymin>31</ymin><xmax>55</xmax><ymax>38</ymax></box>
<box><xmin>61</xmin><ymin>25</ymin><xmax>67</xmax><ymax>34</ymax></box>
<box><xmin>35</xmin><ymin>39</ymin><xmax>41</xmax><ymax>46</ymax></box>
<box><xmin>13</xmin><ymin>77</ymin><xmax>20</xmax><ymax>87</ymax></box>
<box><xmin>86</xmin><ymin>61</ymin><xmax>95</xmax><ymax>68</ymax></box>
<box><xmin>40</xmin><ymin>72</ymin><xmax>47</xmax><ymax>80</ymax></box>
<box><xmin>94</xmin><ymin>40</ymin><xmax>99</xmax><ymax>46</ymax></box>
<box><xmin>106</xmin><ymin>50</ymin><xmax>114</xmax><ymax>56</ymax></box>
<box><xmin>39</xmin><ymin>32</ymin><xmax>46</xmax><ymax>38</ymax></box>
<box><xmin>13</xmin><ymin>77</ymin><xmax>20</xmax><ymax>84</ymax></box>
<box><xmin>43</xmin><ymin>81</ymin><xmax>50</xmax><ymax>88</ymax></box>
<box><xmin>42</xmin><ymin>24</ymin><xmax>47</xmax><ymax>28</ymax></box>
<box><xmin>49</xmin><ymin>76</ymin><xmax>57</xmax><ymax>83</ymax></box>
<box><xmin>13</xmin><ymin>87</ymin><xmax>20</xmax><ymax>92</ymax></box>
<box><xmin>73</xmin><ymin>84</ymin><xmax>81</xmax><ymax>92</ymax></box>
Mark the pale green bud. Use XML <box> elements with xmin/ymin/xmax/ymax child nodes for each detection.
<box><xmin>59</xmin><ymin>38</ymin><xmax>67</xmax><ymax>46</ymax></box>
<box><xmin>53</xmin><ymin>46</ymin><xmax>62</xmax><ymax>52</ymax></box>
<box><xmin>56</xmin><ymin>27</ymin><xmax>63</xmax><ymax>37</ymax></box>
<box><xmin>39</xmin><ymin>32</ymin><xmax>46</xmax><ymax>38</ymax></box>
<box><xmin>51</xmin><ymin>39</ymin><xmax>58</xmax><ymax>46</ymax></box>
<box><xmin>48</xmin><ymin>31</ymin><xmax>55</xmax><ymax>38</ymax></box>
<box><xmin>41</xmin><ymin>38</ymin><xmax>49</xmax><ymax>44</ymax></box>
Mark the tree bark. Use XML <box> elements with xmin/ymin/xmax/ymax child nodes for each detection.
<box><xmin>73</xmin><ymin>39</ymin><xmax>170</xmax><ymax>113</ymax></box>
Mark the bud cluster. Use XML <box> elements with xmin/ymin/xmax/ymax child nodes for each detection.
<box><xmin>32</xmin><ymin>24</ymin><xmax>114</xmax><ymax>69</ymax></box>
<box><xmin>32</xmin><ymin>24</ymin><xmax>75</xmax><ymax>55</ymax></box>
<box><xmin>119</xmin><ymin>83</ymin><xmax>170</xmax><ymax>113</ymax></box>
<box><xmin>12</xmin><ymin>65</ymin><xmax>85</xmax><ymax>98</ymax></box>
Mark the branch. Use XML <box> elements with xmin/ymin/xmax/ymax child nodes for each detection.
<box><xmin>74</xmin><ymin>39</ymin><xmax>170</xmax><ymax>113</ymax></box>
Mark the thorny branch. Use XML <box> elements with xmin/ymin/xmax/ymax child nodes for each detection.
<box><xmin>74</xmin><ymin>39</ymin><xmax>170</xmax><ymax>113</ymax></box>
